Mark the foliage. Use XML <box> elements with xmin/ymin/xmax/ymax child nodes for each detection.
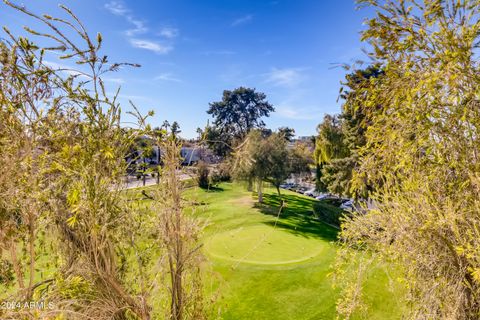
<box><xmin>233</xmin><ymin>130</ymin><xmax>310</xmax><ymax>201</ymax></box>
<box><xmin>206</xmin><ymin>87</ymin><xmax>275</xmax><ymax>156</ymax></box>
<box><xmin>314</xmin><ymin>66</ymin><xmax>383</xmax><ymax>197</ymax></box>
<box><xmin>278</xmin><ymin>126</ymin><xmax>295</xmax><ymax>142</ymax></box>
<box><xmin>171</xmin><ymin>120</ymin><xmax>181</xmax><ymax>138</ymax></box>
<box><xmin>315</xmin><ymin>114</ymin><xmax>347</xmax><ymax>164</ymax></box>
<box><xmin>332</xmin><ymin>65</ymin><xmax>383</xmax><ymax>198</ymax></box>
<box><xmin>196</xmin><ymin>161</ymin><xmax>210</xmax><ymax>189</ymax></box>
<box><xmin>0</xmin><ymin>3</ymin><xmax>206</xmax><ymax>320</ymax></box>
<box><xmin>337</xmin><ymin>0</ymin><xmax>480</xmax><ymax>319</ymax></box>
<box><xmin>201</xmin><ymin>125</ymin><xmax>231</xmax><ymax>157</ymax></box>
<box><xmin>0</xmin><ymin>2</ymin><xmax>157</xmax><ymax>318</ymax></box>
<box><xmin>210</xmin><ymin>161</ymin><xmax>232</xmax><ymax>185</ymax></box>
<box><xmin>314</xmin><ymin>114</ymin><xmax>347</xmax><ymax>194</ymax></box>
<box><xmin>320</xmin><ymin>157</ymin><xmax>355</xmax><ymax>196</ymax></box>
<box><xmin>0</xmin><ymin>260</ymin><xmax>14</xmax><ymax>288</ymax></box>
<box><xmin>312</xmin><ymin>201</ymin><xmax>347</xmax><ymax>227</ymax></box>
<box><xmin>152</xmin><ymin>137</ymin><xmax>206</xmax><ymax>320</ymax></box>
<box><xmin>315</xmin><ymin>162</ymin><xmax>327</xmax><ymax>192</ymax></box>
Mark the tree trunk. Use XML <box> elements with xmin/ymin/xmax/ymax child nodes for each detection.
<box><xmin>247</xmin><ymin>177</ymin><xmax>253</xmax><ymax>192</ymax></box>
<box><xmin>9</xmin><ymin>240</ymin><xmax>24</xmax><ymax>289</ymax></box>
<box><xmin>26</xmin><ymin>213</ymin><xmax>35</xmax><ymax>300</ymax></box>
<box><xmin>276</xmin><ymin>185</ymin><xmax>281</xmax><ymax>196</ymax></box>
<box><xmin>257</xmin><ymin>179</ymin><xmax>263</xmax><ymax>203</ymax></box>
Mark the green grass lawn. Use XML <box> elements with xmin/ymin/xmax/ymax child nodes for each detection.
<box><xmin>1</xmin><ymin>181</ymin><xmax>403</xmax><ymax>319</ymax></box>
<box><xmin>184</xmin><ymin>182</ymin><xmax>403</xmax><ymax>320</ymax></box>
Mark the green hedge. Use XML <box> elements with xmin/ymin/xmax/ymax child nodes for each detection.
<box><xmin>312</xmin><ymin>201</ymin><xmax>348</xmax><ymax>227</ymax></box>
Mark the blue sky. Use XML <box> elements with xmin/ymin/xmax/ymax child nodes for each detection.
<box><xmin>1</xmin><ymin>0</ymin><xmax>371</xmax><ymax>138</ymax></box>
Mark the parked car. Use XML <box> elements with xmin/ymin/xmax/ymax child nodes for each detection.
<box><xmin>315</xmin><ymin>193</ymin><xmax>334</xmax><ymax>200</ymax></box>
<box><xmin>304</xmin><ymin>188</ymin><xmax>318</xmax><ymax>197</ymax></box>
<box><xmin>286</xmin><ymin>184</ymin><xmax>298</xmax><ymax>191</ymax></box>
<box><xmin>280</xmin><ymin>182</ymin><xmax>295</xmax><ymax>189</ymax></box>
<box><xmin>340</xmin><ymin>199</ymin><xmax>355</xmax><ymax>211</ymax></box>
<box><xmin>295</xmin><ymin>186</ymin><xmax>309</xmax><ymax>194</ymax></box>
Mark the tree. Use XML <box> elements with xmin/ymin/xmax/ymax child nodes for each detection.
<box><xmin>195</xmin><ymin>127</ymin><xmax>203</xmax><ymax>140</ymax></box>
<box><xmin>0</xmin><ymin>3</ymin><xmax>150</xmax><ymax>318</ymax></box>
<box><xmin>233</xmin><ymin>131</ymin><xmax>310</xmax><ymax>202</ymax></box>
<box><xmin>314</xmin><ymin>114</ymin><xmax>347</xmax><ymax>193</ymax></box>
<box><xmin>263</xmin><ymin>134</ymin><xmax>290</xmax><ymax>195</ymax></box>
<box><xmin>153</xmin><ymin>137</ymin><xmax>206</xmax><ymax>320</ymax></box>
<box><xmin>135</xmin><ymin>136</ymin><xmax>156</xmax><ymax>186</ymax></box>
<box><xmin>171</xmin><ymin>120</ymin><xmax>181</xmax><ymax>137</ymax></box>
<box><xmin>318</xmin><ymin>66</ymin><xmax>383</xmax><ymax>197</ymax></box>
<box><xmin>337</xmin><ymin>65</ymin><xmax>383</xmax><ymax>198</ymax></box>
<box><xmin>206</xmin><ymin>87</ymin><xmax>275</xmax><ymax>156</ymax></box>
<box><xmin>162</xmin><ymin>120</ymin><xmax>171</xmax><ymax>130</ymax></box>
<box><xmin>196</xmin><ymin>161</ymin><xmax>210</xmax><ymax>189</ymax></box>
<box><xmin>278</xmin><ymin>126</ymin><xmax>296</xmax><ymax>142</ymax></box>
<box><xmin>315</xmin><ymin>115</ymin><xmax>347</xmax><ymax>165</ymax></box>
<box><xmin>202</xmin><ymin>124</ymin><xmax>231</xmax><ymax>157</ymax></box>
<box><xmin>337</xmin><ymin>1</ymin><xmax>480</xmax><ymax>319</ymax></box>
<box><xmin>0</xmin><ymin>3</ymin><xmax>208</xmax><ymax>319</ymax></box>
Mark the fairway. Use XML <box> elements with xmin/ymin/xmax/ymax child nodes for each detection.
<box><xmin>205</xmin><ymin>225</ymin><xmax>326</xmax><ymax>265</ymax></box>
<box><xmin>184</xmin><ymin>183</ymin><xmax>404</xmax><ymax>319</ymax></box>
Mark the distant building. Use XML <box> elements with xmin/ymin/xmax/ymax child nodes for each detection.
<box><xmin>125</xmin><ymin>136</ymin><xmax>220</xmax><ymax>176</ymax></box>
<box><xmin>296</xmin><ymin>136</ymin><xmax>314</xmax><ymax>142</ymax></box>
<box><xmin>180</xmin><ymin>147</ymin><xmax>201</xmax><ymax>165</ymax></box>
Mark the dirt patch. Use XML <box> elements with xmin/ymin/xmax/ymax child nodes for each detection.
<box><xmin>228</xmin><ymin>196</ymin><xmax>254</xmax><ymax>207</ymax></box>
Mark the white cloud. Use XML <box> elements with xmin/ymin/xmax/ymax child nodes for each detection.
<box><xmin>105</xmin><ymin>1</ymin><xmax>178</xmax><ymax>54</ymax></box>
<box><xmin>105</xmin><ymin>1</ymin><xmax>148</xmax><ymax>36</ymax></box>
<box><xmin>130</xmin><ymin>39</ymin><xmax>172</xmax><ymax>54</ymax></box>
<box><xmin>158</xmin><ymin>27</ymin><xmax>179</xmax><ymax>39</ymax></box>
<box><xmin>104</xmin><ymin>1</ymin><xmax>128</xmax><ymax>16</ymax></box>
<box><xmin>154</xmin><ymin>73</ymin><xmax>182</xmax><ymax>82</ymax></box>
<box><xmin>231</xmin><ymin>14</ymin><xmax>253</xmax><ymax>27</ymax></box>
<box><xmin>265</xmin><ymin>68</ymin><xmax>305</xmax><ymax>87</ymax></box>
<box><xmin>125</xmin><ymin>17</ymin><xmax>148</xmax><ymax>36</ymax></box>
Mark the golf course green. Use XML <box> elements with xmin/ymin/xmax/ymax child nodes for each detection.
<box><xmin>205</xmin><ymin>224</ymin><xmax>327</xmax><ymax>265</ymax></box>
<box><xmin>182</xmin><ymin>182</ymin><xmax>404</xmax><ymax>319</ymax></box>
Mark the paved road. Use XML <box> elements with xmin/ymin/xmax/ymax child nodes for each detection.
<box><xmin>122</xmin><ymin>171</ymin><xmax>193</xmax><ymax>189</ymax></box>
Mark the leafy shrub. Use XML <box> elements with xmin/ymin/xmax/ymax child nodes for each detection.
<box><xmin>196</xmin><ymin>161</ymin><xmax>210</xmax><ymax>189</ymax></box>
<box><xmin>210</xmin><ymin>161</ymin><xmax>232</xmax><ymax>185</ymax></box>
<box><xmin>312</xmin><ymin>201</ymin><xmax>348</xmax><ymax>227</ymax></box>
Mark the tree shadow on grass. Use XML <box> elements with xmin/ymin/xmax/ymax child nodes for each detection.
<box><xmin>199</xmin><ymin>186</ymin><xmax>224</xmax><ymax>192</ymax></box>
<box><xmin>255</xmin><ymin>193</ymin><xmax>338</xmax><ymax>242</ymax></box>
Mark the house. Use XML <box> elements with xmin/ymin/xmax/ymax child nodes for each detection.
<box><xmin>180</xmin><ymin>147</ymin><xmax>201</xmax><ymax>165</ymax></box>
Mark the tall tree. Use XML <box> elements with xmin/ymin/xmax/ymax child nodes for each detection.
<box><xmin>320</xmin><ymin>65</ymin><xmax>383</xmax><ymax>197</ymax></box>
<box><xmin>337</xmin><ymin>1</ymin><xmax>480</xmax><ymax>319</ymax></box>
<box><xmin>314</xmin><ymin>114</ymin><xmax>347</xmax><ymax>193</ymax></box>
<box><xmin>206</xmin><ymin>87</ymin><xmax>274</xmax><ymax>156</ymax></box>
<box><xmin>171</xmin><ymin>121</ymin><xmax>181</xmax><ymax>137</ymax></box>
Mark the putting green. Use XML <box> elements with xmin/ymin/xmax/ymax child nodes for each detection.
<box><xmin>204</xmin><ymin>225</ymin><xmax>326</xmax><ymax>265</ymax></box>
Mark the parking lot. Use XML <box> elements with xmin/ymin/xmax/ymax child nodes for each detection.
<box><xmin>279</xmin><ymin>182</ymin><xmax>355</xmax><ymax>211</ymax></box>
